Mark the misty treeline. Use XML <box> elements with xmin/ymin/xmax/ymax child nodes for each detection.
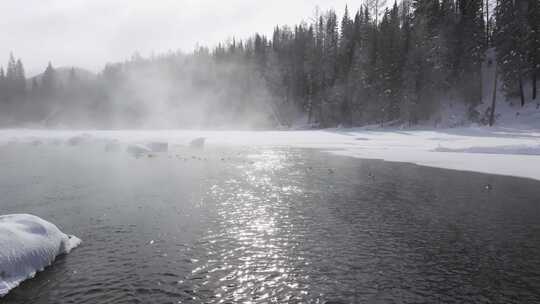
<box><xmin>0</xmin><ymin>0</ymin><xmax>538</xmax><ymax>128</ymax></box>
<box><xmin>0</xmin><ymin>54</ymin><xmax>278</xmax><ymax>128</ymax></box>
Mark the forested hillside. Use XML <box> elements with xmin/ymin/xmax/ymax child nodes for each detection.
<box><xmin>0</xmin><ymin>0</ymin><xmax>538</xmax><ymax>129</ymax></box>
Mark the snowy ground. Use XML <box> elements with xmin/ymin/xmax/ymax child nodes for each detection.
<box><xmin>1</xmin><ymin>124</ymin><xmax>539</xmax><ymax>181</ymax></box>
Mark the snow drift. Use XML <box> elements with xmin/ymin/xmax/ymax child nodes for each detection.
<box><xmin>0</xmin><ymin>214</ymin><xmax>81</xmax><ymax>297</ymax></box>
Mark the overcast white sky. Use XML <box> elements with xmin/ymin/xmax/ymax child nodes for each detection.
<box><xmin>0</xmin><ymin>0</ymin><xmax>355</xmax><ymax>76</ymax></box>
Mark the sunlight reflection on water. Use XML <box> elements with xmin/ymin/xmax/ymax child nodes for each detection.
<box><xmin>193</xmin><ymin>150</ymin><xmax>309</xmax><ymax>303</ymax></box>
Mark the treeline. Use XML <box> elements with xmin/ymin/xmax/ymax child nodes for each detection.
<box><xmin>213</xmin><ymin>0</ymin><xmax>538</xmax><ymax>126</ymax></box>
<box><xmin>0</xmin><ymin>52</ymin><xmax>278</xmax><ymax>128</ymax></box>
<box><xmin>0</xmin><ymin>0</ymin><xmax>538</xmax><ymax>128</ymax></box>
<box><xmin>0</xmin><ymin>54</ymin><xmax>26</xmax><ymax>105</ymax></box>
<box><xmin>494</xmin><ymin>0</ymin><xmax>539</xmax><ymax>105</ymax></box>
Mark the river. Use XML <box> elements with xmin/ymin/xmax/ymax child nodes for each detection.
<box><xmin>1</xmin><ymin>143</ymin><xmax>540</xmax><ymax>303</ymax></box>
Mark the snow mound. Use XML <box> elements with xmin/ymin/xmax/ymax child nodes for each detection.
<box><xmin>67</xmin><ymin>133</ymin><xmax>92</xmax><ymax>146</ymax></box>
<box><xmin>491</xmin><ymin>101</ymin><xmax>540</xmax><ymax>129</ymax></box>
<box><xmin>104</xmin><ymin>140</ymin><xmax>122</xmax><ymax>152</ymax></box>
<box><xmin>0</xmin><ymin>214</ymin><xmax>81</xmax><ymax>297</ymax></box>
<box><xmin>126</xmin><ymin>144</ymin><xmax>152</xmax><ymax>157</ymax></box>
<box><xmin>147</xmin><ymin>142</ymin><xmax>168</xmax><ymax>153</ymax></box>
<box><xmin>189</xmin><ymin>137</ymin><xmax>206</xmax><ymax>149</ymax></box>
<box><xmin>126</xmin><ymin>142</ymin><xmax>170</xmax><ymax>156</ymax></box>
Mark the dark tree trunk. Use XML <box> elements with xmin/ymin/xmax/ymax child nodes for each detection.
<box><xmin>489</xmin><ymin>65</ymin><xmax>498</xmax><ymax>127</ymax></box>
<box><xmin>318</xmin><ymin>98</ymin><xmax>324</xmax><ymax>128</ymax></box>
<box><xmin>307</xmin><ymin>75</ymin><xmax>313</xmax><ymax>124</ymax></box>
<box><xmin>533</xmin><ymin>71</ymin><xmax>537</xmax><ymax>100</ymax></box>
<box><xmin>307</xmin><ymin>97</ymin><xmax>313</xmax><ymax>124</ymax></box>
<box><xmin>341</xmin><ymin>83</ymin><xmax>353</xmax><ymax>127</ymax></box>
<box><xmin>486</xmin><ymin>0</ymin><xmax>492</xmax><ymax>46</ymax></box>
<box><xmin>519</xmin><ymin>73</ymin><xmax>525</xmax><ymax>107</ymax></box>
<box><xmin>318</xmin><ymin>78</ymin><xmax>327</xmax><ymax>127</ymax></box>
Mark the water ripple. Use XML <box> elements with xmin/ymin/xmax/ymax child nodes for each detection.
<box><xmin>1</xmin><ymin>146</ymin><xmax>540</xmax><ymax>303</ymax></box>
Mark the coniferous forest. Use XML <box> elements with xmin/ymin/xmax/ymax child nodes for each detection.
<box><xmin>0</xmin><ymin>0</ymin><xmax>538</xmax><ymax>129</ymax></box>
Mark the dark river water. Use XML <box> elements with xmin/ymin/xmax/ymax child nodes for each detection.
<box><xmin>1</xmin><ymin>143</ymin><xmax>540</xmax><ymax>303</ymax></box>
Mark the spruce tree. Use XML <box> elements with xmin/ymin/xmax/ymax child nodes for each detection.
<box><xmin>15</xmin><ymin>59</ymin><xmax>26</xmax><ymax>96</ymax></box>
<box><xmin>6</xmin><ymin>53</ymin><xmax>17</xmax><ymax>101</ymax></box>
<box><xmin>528</xmin><ymin>0</ymin><xmax>539</xmax><ymax>100</ymax></box>
<box><xmin>494</xmin><ymin>0</ymin><xmax>529</xmax><ymax>106</ymax></box>
<box><xmin>0</xmin><ymin>67</ymin><xmax>5</xmax><ymax>103</ymax></box>
<box><xmin>41</xmin><ymin>62</ymin><xmax>57</xmax><ymax>98</ymax></box>
<box><xmin>338</xmin><ymin>5</ymin><xmax>356</xmax><ymax>125</ymax></box>
<box><xmin>455</xmin><ymin>0</ymin><xmax>486</xmax><ymax>112</ymax></box>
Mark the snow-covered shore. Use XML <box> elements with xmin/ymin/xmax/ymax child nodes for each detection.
<box><xmin>0</xmin><ymin>214</ymin><xmax>81</xmax><ymax>297</ymax></box>
<box><xmin>1</xmin><ymin>125</ymin><xmax>539</xmax><ymax>181</ymax></box>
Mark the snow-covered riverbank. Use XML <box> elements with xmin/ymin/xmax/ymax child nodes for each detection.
<box><xmin>1</xmin><ymin>125</ymin><xmax>539</xmax><ymax>181</ymax></box>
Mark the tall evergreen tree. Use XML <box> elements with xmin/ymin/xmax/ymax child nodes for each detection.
<box><xmin>494</xmin><ymin>0</ymin><xmax>530</xmax><ymax>106</ymax></box>
<box><xmin>41</xmin><ymin>62</ymin><xmax>57</xmax><ymax>98</ymax></box>
<box><xmin>0</xmin><ymin>67</ymin><xmax>5</xmax><ymax>103</ymax></box>
<box><xmin>377</xmin><ymin>2</ymin><xmax>403</xmax><ymax>121</ymax></box>
<box><xmin>5</xmin><ymin>53</ymin><xmax>18</xmax><ymax>101</ymax></box>
<box><xmin>15</xmin><ymin>59</ymin><xmax>26</xmax><ymax>96</ymax></box>
<box><xmin>455</xmin><ymin>0</ymin><xmax>486</xmax><ymax>110</ymax></box>
<box><xmin>528</xmin><ymin>0</ymin><xmax>539</xmax><ymax>100</ymax></box>
<box><xmin>337</xmin><ymin>5</ymin><xmax>356</xmax><ymax>125</ymax></box>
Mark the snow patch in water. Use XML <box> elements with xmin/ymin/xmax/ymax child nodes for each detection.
<box><xmin>0</xmin><ymin>214</ymin><xmax>81</xmax><ymax>298</ymax></box>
